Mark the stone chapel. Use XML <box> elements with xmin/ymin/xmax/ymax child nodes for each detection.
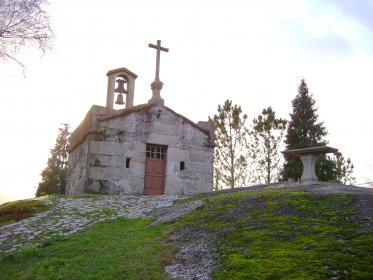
<box><xmin>66</xmin><ymin>41</ymin><xmax>215</xmax><ymax>195</ymax></box>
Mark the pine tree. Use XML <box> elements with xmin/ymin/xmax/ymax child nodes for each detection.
<box><xmin>282</xmin><ymin>79</ymin><xmax>327</xmax><ymax>181</ymax></box>
<box><xmin>282</xmin><ymin>79</ymin><xmax>355</xmax><ymax>184</ymax></box>
<box><xmin>209</xmin><ymin>100</ymin><xmax>249</xmax><ymax>189</ymax></box>
<box><xmin>249</xmin><ymin>107</ymin><xmax>287</xmax><ymax>184</ymax></box>
<box><xmin>339</xmin><ymin>156</ymin><xmax>355</xmax><ymax>185</ymax></box>
<box><xmin>36</xmin><ymin>123</ymin><xmax>70</xmax><ymax>196</ymax></box>
<box><xmin>317</xmin><ymin>152</ymin><xmax>355</xmax><ymax>184</ymax></box>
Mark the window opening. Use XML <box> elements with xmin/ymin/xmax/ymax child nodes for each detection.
<box><xmin>180</xmin><ymin>161</ymin><xmax>185</xmax><ymax>171</ymax></box>
<box><xmin>146</xmin><ymin>145</ymin><xmax>156</xmax><ymax>158</ymax></box>
<box><xmin>146</xmin><ymin>144</ymin><xmax>166</xmax><ymax>159</ymax></box>
<box><xmin>126</xmin><ymin>158</ymin><xmax>131</xmax><ymax>168</ymax></box>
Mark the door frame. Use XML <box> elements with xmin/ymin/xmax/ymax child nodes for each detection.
<box><xmin>143</xmin><ymin>144</ymin><xmax>167</xmax><ymax>195</ymax></box>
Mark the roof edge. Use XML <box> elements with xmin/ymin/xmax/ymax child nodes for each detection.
<box><xmin>106</xmin><ymin>67</ymin><xmax>138</xmax><ymax>78</ymax></box>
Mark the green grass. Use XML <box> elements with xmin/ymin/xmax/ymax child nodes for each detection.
<box><xmin>0</xmin><ymin>218</ymin><xmax>173</xmax><ymax>280</ymax></box>
<box><xmin>3</xmin><ymin>189</ymin><xmax>372</xmax><ymax>279</ymax></box>
<box><xmin>170</xmin><ymin>189</ymin><xmax>373</xmax><ymax>279</ymax></box>
<box><xmin>0</xmin><ymin>198</ymin><xmax>52</xmax><ymax>226</ymax></box>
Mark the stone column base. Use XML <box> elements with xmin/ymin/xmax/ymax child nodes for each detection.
<box><xmin>300</xmin><ymin>154</ymin><xmax>319</xmax><ymax>182</ymax></box>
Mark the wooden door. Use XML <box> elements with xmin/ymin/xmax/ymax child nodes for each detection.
<box><xmin>144</xmin><ymin>144</ymin><xmax>167</xmax><ymax>195</ymax></box>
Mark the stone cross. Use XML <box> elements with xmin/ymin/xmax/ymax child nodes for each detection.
<box><xmin>148</xmin><ymin>40</ymin><xmax>169</xmax><ymax>82</ymax></box>
<box><xmin>148</xmin><ymin>40</ymin><xmax>169</xmax><ymax>106</ymax></box>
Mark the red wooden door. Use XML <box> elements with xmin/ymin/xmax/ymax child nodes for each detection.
<box><xmin>144</xmin><ymin>144</ymin><xmax>167</xmax><ymax>195</ymax></box>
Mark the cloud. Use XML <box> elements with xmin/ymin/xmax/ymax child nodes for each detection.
<box><xmin>282</xmin><ymin>19</ymin><xmax>353</xmax><ymax>57</ymax></box>
<box><xmin>326</xmin><ymin>0</ymin><xmax>373</xmax><ymax>52</ymax></box>
<box><xmin>277</xmin><ymin>0</ymin><xmax>373</xmax><ymax>57</ymax></box>
<box><xmin>326</xmin><ymin>0</ymin><xmax>373</xmax><ymax>29</ymax></box>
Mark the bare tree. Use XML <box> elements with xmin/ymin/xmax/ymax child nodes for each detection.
<box><xmin>209</xmin><ymin>100</ymin><xmax>250</xmax><ymax>189</ymax></box>
<box><xmin>248</xmin><ymin>107</ymin><xmax>287</xmax><ymax>184</ymax></box>
<box><xmin>0</xmin><ymin>0</ymin><xmax>53</xmax><ymax>68</ymax></box>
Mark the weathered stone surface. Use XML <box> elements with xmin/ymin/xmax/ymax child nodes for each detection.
<box><xmin>168</xmin><ymin>147</ymin><xmax>189</xmax><ymax>161</ymax></box>
<box><xmin>183</xmin><ymin>180</ymin><xmax>212</xmax><ymax>194</ymax></box>
<box><xmin>130</xmin><ymin>161</ymin><xmax>145</xmax><ymax>177</ymax></box>
<box><xmin>152</xmin><ymin>122</ymin><xmax>179</xmax><ymax>136</ymax></box>
<box><xmin>67</xmin><ymin>104</ymin><xmax>214</xmax><ymax>195</ymax></box>
<box><xmin>158</xmin><ymin>113</ymin><xmax>177</xmax><ymax>126</ymax></box>
<box><xmin>90</xmin><ymin>141</ymin><xmax>126</xmax><ymax>156</ymax></box>
<box><xmin>166</xmin><ymin>161</ymin><xmax>178</xmax><ymax>175</ymax></box>
<box><xmin>90</xmin><ymin>154</ymin><xmax>126</xmax><ymax>167</ymax></box>
<box><xmin>191</xmin><ymin>150</ymin><xmax>213</xmax><ymax>163</ymax></box>
<box><xmin>151</xmin><ymin>200</ymin><xmax>203</xmax><ymax>226</ymax></box>
<box><xmin>89</xmin><ymin>166</ymin><xmax>127</xmax><ymax>181</ymax></box>
<box><xmin>185</xmin><ymin>162</ymin><xmax>213</xmax><ymax>174</ymax></box>
<box><xmin>66</xmin><ymin>137</ymin><xmax>90</xmax><ymax>195</ymax></box>
<box><xmin>0</xmin><ymin>195</ymin><xmax>180</xmax><ymax>254</ymax></box>
<box><xmin>165</xmin><ymin>179</ymin><xmax>182</xmax><ymax>195</ymax></box>
<box><xmin>87</xmin><ymin>179</ymin><xmax>120</xmax><ymax>194</ymax></box>
<box><xmin>145</xmin><ymin>133</ymin><xmax>179</xmax><ymax>146</ymax></box>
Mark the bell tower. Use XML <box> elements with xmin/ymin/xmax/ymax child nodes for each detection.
<box><xmin>106</xmin><ymin>67</ymin><xmax>138</xmax><ymax>110</ymax></box>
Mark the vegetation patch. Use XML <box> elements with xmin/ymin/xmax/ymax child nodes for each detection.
<box><xmin>169</xmin><ymin>189</ymin><xmax>373</xmax><ymax>279</ymax></box>
<box><xmin>0</xmin><ymin>218</ymin><xmax>173</xmax><ymax>280</ymax></box>
<box><xmin>0</xmin><ymin>198</ymin><xmax>52</xmax><ymax>226</ymax></box>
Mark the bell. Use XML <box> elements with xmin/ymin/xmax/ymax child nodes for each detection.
<box><xmin>115</xmin><ymin>79</ymin><xmax>127</xmax><ymax>94</ymax></box>
<box><xmin>115</xmin><ymin>93</ymin><xmax>125</xmax><ymax>105</ymax></box>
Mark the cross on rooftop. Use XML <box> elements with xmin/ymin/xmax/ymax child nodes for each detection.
<box><xmin>148</xmin><ymin>40</ymin><xmax>169</xmax><ymax>82</ymax></box>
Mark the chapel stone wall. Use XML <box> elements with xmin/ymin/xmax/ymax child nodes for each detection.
<box><xmin>66</xmin><ymin>137</ymin><xmax>90</xmax><ymax>195</ymax></box>
<box><xmin>84</xmin><ymin>105</ymin><xmax>214</xmax><ymax>195</ymax></box>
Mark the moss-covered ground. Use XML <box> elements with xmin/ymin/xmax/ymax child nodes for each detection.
<box><xmin>170</xmin><ymin>189</ymin><xmax>373</xmax><ymax>279</ymax></box>
<box><xmin>1</xmin><ymin>189</ymin><xmax>372</xmax><ymax>279</ymax></box>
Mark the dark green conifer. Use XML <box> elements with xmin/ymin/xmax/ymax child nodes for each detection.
<box><xmin>282</xmin><ymin>79</ymin><xmax>327</xmax><ymax>180</ymax></box>
<box><xmin>282</xmin><ymin>79</ymin><xmax>355</xmax><ymax>184</ymax></box>
<box><xmin>36</xmin><ymin>123</ymin><xmax>70</xmax><ymax>196</ymax></box>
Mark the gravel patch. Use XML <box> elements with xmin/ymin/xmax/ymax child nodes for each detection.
<box><xmin>0</xmin><ymin>195</ymin><xmax>179</xmax><ymax>254</ymax></box>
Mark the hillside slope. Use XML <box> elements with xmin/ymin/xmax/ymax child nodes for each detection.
<box><xmin>159</xmin><ymin>183</ymin><xmax>373</xmax><ymax>279</ymax></box>
<box><xmin>0</xmin><ymin>183</ymin><xmax>372</xmax><ymax>279</ymax></box>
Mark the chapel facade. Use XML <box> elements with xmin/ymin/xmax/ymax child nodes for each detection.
<box><xmin>66</xmin><ymin>41</ymin><xmax>215</xmax><ymax>195</ymax></box>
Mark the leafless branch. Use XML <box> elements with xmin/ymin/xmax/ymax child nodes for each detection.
<box><xmin>0</xmin><ymin>0</ymin><xmax>53</xmax><ymax>69</ymax></box>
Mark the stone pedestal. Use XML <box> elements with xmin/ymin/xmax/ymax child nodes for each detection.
<box><xmin>300</xmin><ymin>154</ymin><xmax>318</xmax><ymax>182</ymax></box>
<box><xmin>148</xmin><ymin>80</ymin><xmax>165</xmax><ymax>105</ymax></box>
<box><xmin>282</xmin><ymin>146</ymin><xmax>338</xmax><ymax>182</ymax></box>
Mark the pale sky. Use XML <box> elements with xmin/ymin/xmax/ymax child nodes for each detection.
<box><xmin>1</xmin><ymin>0</ymin><xmax>373</xmax><ymax>204</ymax></box>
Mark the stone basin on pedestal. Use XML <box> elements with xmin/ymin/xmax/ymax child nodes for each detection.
<box><xmin>282</xmin><ymin>146</ymin><xmax>338</xmax><ymax>182</ymax></box>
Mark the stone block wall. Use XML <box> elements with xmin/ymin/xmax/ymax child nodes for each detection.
<box><xmin>66</xmin><ymin>137</ymin><xmax>90</xmax><ymax>194</ymax></box>
<box><xmin>66</xmin><ymin>104</ymin><xmax>214</xmax><ymax>195</ymax></box>
<box><xmin>166</xmin><ymin>148</ymin><xmax>213</xmax><ymax>195</ymax></box>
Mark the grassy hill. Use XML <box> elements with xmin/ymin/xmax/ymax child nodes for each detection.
<box><xmin>1</xmin><ymin>183</ymin><xmax>372</xmax><ymax>279</ymax></box>
<box><xmin>163</xmin><ymin>183</ymin><xmax>373</xmax><ymax>279</ymax></box>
